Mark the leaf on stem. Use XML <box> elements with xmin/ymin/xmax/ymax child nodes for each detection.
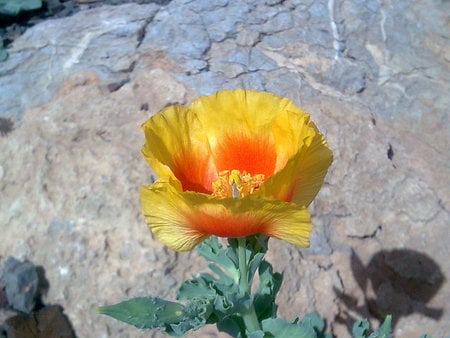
<box><xmin>298</xmin><ymin>312</ymin><xmax>331</xmax><ymax>338</ymax></box>
<box><xmin>352</xmin><ymin>315</ymin><xmax>392</xmax><ymax>338</ymax></box>
<box><xmin>98</xmin><ymin>297</ymin><xmax>211</xmax><ymax>336</ymax></box>
<box><xmin>253</xmin><ymin>261</ymin><xmax>283</xmax><ymax>320</ymax></box>
<box><xmin>261</xmin><ymin>317</ymin><xmax>316</xmax><ymax>337</ymax></box>
<box><xmin>197</xmin><ymin>237</ymin><xmax>240</xmax><ymax>284</ymax></box>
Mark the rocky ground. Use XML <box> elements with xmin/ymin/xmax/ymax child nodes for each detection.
<box><xmin>0</xmin><ymin>0</ymin><xmax>449</xmax><ymax>337</ymax></box>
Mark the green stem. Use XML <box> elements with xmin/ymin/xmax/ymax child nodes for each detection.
<box><xmin>237</xmin><ymin>237</ymin><xmax>261</xmax><ymax>333</ymax></box>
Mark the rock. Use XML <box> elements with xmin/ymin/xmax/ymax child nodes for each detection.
<box><xmin>0</xmin><ymin>0</ymin><xmax>449</xmax><ymax>337</ymax></box>
<box><xmin>0</xmin><ymin>3</ymin><xmax>160</xmax><ymax>120</ymax></box>
<box><xmin>1</xmin><ymin>258</ymin><xmax>40</xmax><ymax>314</ymax></box>
<box><xmin>0</xmin><ymin>118</ymin><xmax>14</xmax><ymax>137</ymax></box>
<box><xmin>4</xmin><ymin>305</ymin><xmax>75</xmax><ymax>338</ymax></box>
<box><xmin>142</xmin><ymin>4</ymin><xmax>211</xmax><ymax>74</ymax></box>
<box><xmin>0</xmin><ymin>64</ymin><xmax>192</xmax><ymax>337</ymax></box>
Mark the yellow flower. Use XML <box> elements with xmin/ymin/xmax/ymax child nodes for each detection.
<box><xmin>140</xmin><ymin>89</ymin><xmax>333</xmax><ymax>251</ymax></box>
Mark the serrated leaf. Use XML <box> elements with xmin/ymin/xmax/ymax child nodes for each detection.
<box><xmin>186</xmin><ymin>236</ymin><xmax>273</xmax><ymax>335</ymax></box>
<box><xmin>254</xmin><ymin>261</ymin><xmax>283</xmax><ymax>320</ymax></box>
<box><xmin>197</xmin><ymin>237</ymin><xmax>240</xmax><ymax>283</ymax></box>
<box><xmin>352</xmin><ymin>319</ymin><xmax>371</xmax><ymax>338</ymax></box>
<box><xmin>262</xmin><ymin>317</ymin><xmax>316</xmax><ymax>338</ymax></box>
<box><xmin>177</xmin><ymin>276</ymin><xmax>217</xmax><ymax>300</ymax></box>
<box><xmin>214</xmin><ymin>294</ymin><xmax>235</xmax><ymax>313</ymax></box>
<box><xmin>179</xmin><ymin>299</ymin><xmax>213</xmax><ymax>331</ymax></box>
<box><xmin>298</xmin><ymin>312</ymin><xmax>332</xmax><ymax>338</ymax></box>
<box><xmin>300</xmin><ymin>312</ymin><xmax>325</xmax><ymax>333</ymax></box>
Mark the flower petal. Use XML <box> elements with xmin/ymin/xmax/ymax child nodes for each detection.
<box><xmin>260</xmin><ymin>129</ymin><xmax>333</xmax><ymax>205</ymax></box>
<box><xmin>140</xmin><ymin>178</ymin><xmax>313</xmax><ymax>251</ymax></box>
<box><xmin>191</xmin><ymin>89</ymin><xmax>298</xmax><ymax>176</ymax></box>
<box><xmin>190</xmin><ymin>89</ymin><xmax>324</xmax><ymax>178</ymax></box>
<box><xmin>190</xmin><ymin>90</ymin><xmax>290</xmax><ymax>139</ymax></box>
<box><xmin>213</xmin><ymin>132</ymin><xmax>276</xmax><ymax>177</ymax></box>
<box><xmin>269</xmin><ymin>108</ymin><xmax>318</xmax><ymax>172</ymax></box>
<box><xmin>141</xmin><ymin>179</ymin><xmax>210</xmax><ymax>251</ymax></box>
<box><xmin>141</xmin><ymin>105</ymin><xmax>216</xmax><ymax>193</ymax></box>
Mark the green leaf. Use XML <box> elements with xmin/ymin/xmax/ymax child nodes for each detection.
<box><xmin>176</xmin><ymin>299</ymin><xmax>213</xmax><ymax>334</ymax></box>
<box><xmin>248</xmin><ymin>330</ymin><xmax>266</xmax><ymax>338</ymax></box>
<box><xmin>300</xmin><ymin>312</ymin><xmax>325</xmax><ymax>331</ymax></box>
<box><xmin>262</xmin><ymin>317</ymin><xmax>316</xmax><ymax>338</ymax></box>
<box><xmin>197</xmin><ymin>237</ymin><xmax>240</xmax><ymax>284</ymax></box>
<box><xmin>98</xmin><ymin>297</ymin><xmax>211</xmax><ymax>336</ymax></box>
<box><xmin>177</xmin><ymin>274</ymin><xmax>217</xmax><ymax>300</ymax></box>
<box><xmin>246</xmin><ymin>234</ymin><xmax>270</xmax><ymax>254</ymax></box>
<box><xmin>0</xmin><ymin>0</ymin><xmax>42</xmax><ymax>16</ymax></box>
<box><xmin>213</xmin><ymin>294</ymin><xmax>235</xmax><ymax>314</ymax></box>
<box><xmin>183</xmin><ymin>236</ymin><xmax>272</xmax><ymax>335</ymax></box>
<box><xmin>254</xmin><ymin>261</ymin><xmax>283</xmax><ymax>320</ymax></box>
<box><xmin>370</xmin><ymin>315</ymin><xmax>392</xmax><ymax>338</ymax></box>
<box><xmin>177</xmin><ymin>270</ymin><xmax>241</xmax><ymax>324</ymax></box>
<box><xmin>98</xmin><ymin>297</ymin><xmax>184</xmax><ymax>329</ymax></box>
<box><xmin>299</xmin><ymin>312</ymin><xmax>332</xmax><ymax>338</ymax></box>
<box><xmin>217</xmin><ymin>315</ymin><xmax>245</xmax><ymax>338</ymax></box>
<box><xmin>352</xmin><ymin>316</ymin><xmax>392</xmax><ymax>338</ymax></box>
<box><xmin>352</xmin><ymin>319</ymin><xmax>371</xmax><ymax>338</ymax></box>
<box><xmin>208</xmin><ymin>262</ymin><xmax>236</xmax><ymax>285</ymax></box>
<box><xmin>248</xmin><ymin>252</ymin><xmax>265</xmax><ymax>285</ymax></box>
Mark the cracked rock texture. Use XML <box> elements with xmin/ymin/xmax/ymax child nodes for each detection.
<box><xmin>0</xmin><ymin>0</ymin><xmax>449</xmax><ymax>337</ymax></box>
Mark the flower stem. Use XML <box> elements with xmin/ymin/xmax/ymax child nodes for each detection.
<box><xmin>237</xmin><ymin>237</ymin><xmax>261</xmax><ymax>333</ymax></box>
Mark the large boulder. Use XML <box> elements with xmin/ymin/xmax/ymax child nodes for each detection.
<box><xmin>1</xmin><ymin>1</ymin><xmax>448</xmax><ymax>337</ymax></box>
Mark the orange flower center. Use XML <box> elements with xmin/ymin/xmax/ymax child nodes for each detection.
<box><xmin>214</xmin><ymin>134</ymin><xmax>276</xmax><ymax>178</ymax></box>
<box><xmin>212</xmin><ymin>169</ymin><xmax>265</xmax><ymax>198</ymax></box>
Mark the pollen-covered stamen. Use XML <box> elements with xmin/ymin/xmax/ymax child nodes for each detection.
<box><xmin>212</xmin><ymin>169</ymin><xmax>265</xmax><ymax>198</ymax></box>
<box><xmin>212</xmin><ymin>170</ymin><xmax>230</xmax><ymax>198</ymax></box>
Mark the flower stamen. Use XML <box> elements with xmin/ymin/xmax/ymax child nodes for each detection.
<box><xmin>212</xmin><ymin>169</ymin><xmax>265</xmax><ymax>198</ymax></box>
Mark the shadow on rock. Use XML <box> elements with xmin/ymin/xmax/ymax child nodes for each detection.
<box><xmin>335</xmin><ymin>249</ymin><xmax>445</xmax><ymax>333</ymax></box>
<box><xmin>0</xmin><ymin>257</ymin><xmax>76</xmax><ymax>338</ymax></box>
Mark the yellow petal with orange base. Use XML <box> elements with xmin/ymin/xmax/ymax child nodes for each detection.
<box><xmin>140</xmin><ymin>179</ymin><xmax>312</xmax><ymax>251</ymax></box>
<box><xmin>259</xmin><ymin>129</ymin><xmax>333</xmax><ymax>205</ymax></box>
<box><xmin>189</xmin><ymin>89</ymin><xmax>333</xmax><ymax>205</ymax></box>
<box><xmin>191</xmin><ymin>89</ymin><xmax>316</xmax><ymax>175</ymax></box>
<box><xmin>141</xmin><ymin>105</ymin><xmax>216</xmax><ymax>194</ymax></box>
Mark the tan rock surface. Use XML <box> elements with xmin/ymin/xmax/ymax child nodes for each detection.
<box><xmin>1</xmin><ymin>1</ymin><xmax>449</xmax><ymax>337</ymax></box>
<box><xmin>1</xmin><ymin>66</ymin><xmax>195</xmax><ymax>337</ymax></box>
<box><xmin>2</xmin><ymin>64</ymin><xmax>448</xmax><ymax>337</ymax></box>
